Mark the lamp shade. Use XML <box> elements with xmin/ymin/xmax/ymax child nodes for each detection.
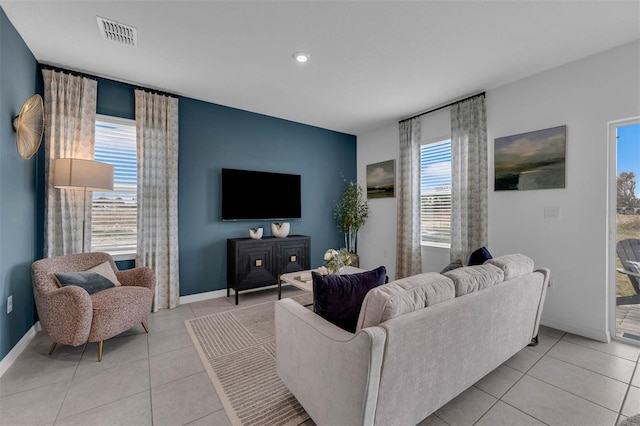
<box><xmin>54</xmin><ymin>158</ymin><xmax>114</xmax><ymax>191</ymax></box>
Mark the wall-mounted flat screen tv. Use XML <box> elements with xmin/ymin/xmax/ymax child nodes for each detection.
<box><xmin>221</xmin><ymin>168</ymin><xmax>302</xmax><ymax>221</ymax></box>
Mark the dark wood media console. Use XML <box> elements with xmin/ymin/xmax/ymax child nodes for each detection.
<box><xmin>226</xmin><ymin>235</ymin><xmax>311</xmax><ymax>305</ymax></box>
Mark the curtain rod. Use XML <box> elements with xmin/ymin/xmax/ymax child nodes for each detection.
<box><xmin>399</xmin><ymin>91</ymin><xmax>486</xmax><ymax>123</ymax></box>
<box><xmin>39</xmin><ymin>63</ymin><xmax>180</xmax><ymax>99</ymax></box>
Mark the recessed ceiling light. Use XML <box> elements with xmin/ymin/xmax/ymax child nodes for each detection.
<box><xmin>293</xmin><ymin>52</ymin><xmax>310</xmax><ymax>63</ymax></box>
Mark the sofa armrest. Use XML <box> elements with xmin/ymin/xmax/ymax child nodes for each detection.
<box><xmin>37</xmin><ymin>286</ymin><xmax>92</xmax><ymax>346</ymax></box>
<box><xmin>275</xmin><ymin>298</ymin><xmax>386</xmax><ymax>426</ymax></box>
<box><xmin>116</xmin><ymin>267</ymin><xmax>156</xmax><ymax>292</ymax></box>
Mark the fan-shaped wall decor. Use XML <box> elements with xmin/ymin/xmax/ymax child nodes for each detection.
<box><xmin>12</xmin><ymin>94</ymin><xmax>44</xmax><ymax>160</ymax></box>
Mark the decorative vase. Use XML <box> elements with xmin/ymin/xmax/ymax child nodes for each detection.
<box><xmin>249</xmin><ymin>227</ymin><xmax>263</xmax><ymax>239</ymax></box>
<box><xmin>271</xmin><ymin>222</ymin><xmax>290</xmax><ymax>238</ymax></box>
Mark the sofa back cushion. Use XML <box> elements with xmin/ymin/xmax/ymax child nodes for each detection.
<box><xmin>485</xmin><ymin>254</ymin><xmax>535</xmax><ymax>281</ymax></box>
<box><xmin>356</xmin><ymin>272</ymin><xmax>455</xmax><ymax>331</ymax></box>
<box><xmin>312</xmin><ymin>266</ymin><xmax>387</xmax><ymax>333</ymax></box>
<box><xmin>443</xmin><ymin>264</ymin><xmax>504</xmax><ymax>296</ymax></box>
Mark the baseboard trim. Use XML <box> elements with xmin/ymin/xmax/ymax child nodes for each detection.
<box><xmin>0</xmin><ymin>321</ymin><xmax>41</xmax><ymax>378</ymax></box>
<box><xmin>179</xmin><ymin>283</ymin><xmax>291</xmax><ymax>305</ymax></box>
<box><xmin>179</xmin><ymin>289</ymin><xmax>227</xmax><ymax>304</ymax></box>
<box><xmin>540</xmin><ymin>318</ymin><xmax>610</xmax><ymax>343</ymax></box>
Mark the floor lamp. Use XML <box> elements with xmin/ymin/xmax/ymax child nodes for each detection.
<box><xmin>53</xmin><ymin>158</ymin><xmax>114</xmax><ymax>253</ymax></box>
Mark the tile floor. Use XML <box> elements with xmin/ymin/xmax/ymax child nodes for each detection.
<box><xmin>1</xmin><ymin>286</ymin><xmax>639</xmax><ymax>426</ymax></box>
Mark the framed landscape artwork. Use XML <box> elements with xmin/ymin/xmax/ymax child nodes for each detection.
<box><xmin>366</xmin><ymin>159</ymin><xmax>395</xmax><ymax>198</ymax></box>
<box><xmin>494</xmin><ymin>125</ymin><xmax>567</xmax><ymax>191</ymax></box>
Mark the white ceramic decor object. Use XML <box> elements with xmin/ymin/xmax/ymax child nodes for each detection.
<box><xmin>249</xmin><ymin>227</ymin><xmax>263</xmax><ymax>239</ymax></box>
<box><xmin>271</xmin><ymin>222</ymin><xmax>290</xmax><ymax>238</ymax></box>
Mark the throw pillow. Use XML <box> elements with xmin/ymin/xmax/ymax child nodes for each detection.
<box><xmin>86</xmin><ymin>261</ymin><xmax>122</xmax><ymax>286</ymax></box>
<box><xmin>440</xmin><ymin>260</ymin><xmax>463</xmax><ymax>273</ymax></box>
<box><xmin>467</xmin><ymin>246</ymin><xmax>493</xmax><ymax>266</ymax></box>
<box><xmin>312</xmin><ymin>266</ymin><xmax>387</xmax><ymax>333</ymax></box>
<box><xmin>54</xmin><ymin>272</ymin><xmax>116</xmax><ymax>295</ymax></box>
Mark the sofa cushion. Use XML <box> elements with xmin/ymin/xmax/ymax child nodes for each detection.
<box><xmin>357</xmin><ymin>272</ymin><xmax>455</xmax><ymax>331</ymax></box>
<box><xmin>54</xmin><ymin>271</ymin><xmax>116</xmax><ymax>295</ymax></box>
<box><xmin>443</xmin><ymin>264</ymin><xmax>504</xmax><ymax>296</ymax></box>
<box><xmin>313</xmin><ymin>266</ymin><xmax>387</xmax><ymax>333</ymax></box>
<box><xmin>485</xmin><ymin>254</ymin><xmax>535</xmax><ymax>281</ymax></box>
<box><xmin>467</xmin><ymin>246</ymin><xmax>493</xmax><ymax>266</ymax></box>
<box><xmin>86</xmin><ymin>261</ymin><xmax>122</xmax><ymax>286</ymax></box>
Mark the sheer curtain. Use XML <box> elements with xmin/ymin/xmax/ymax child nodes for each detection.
<box><xmin>396</xmin><ymin>118</ymin><xmax>423</xmax><ymax>279</ymax></box>
<box><xmin>42</xmin><ymin>69</ymin><xmax>97</xmax><ymax>257</ymax></box>
<box><xmin>450</xmin><ymin>95</ymin><xmax>488</xmax><ymax>264</ymax></box>
<box><xmin>135</xmin><ymin>89</ymin><xmax>180</xmax><ymax>311</ymax></box>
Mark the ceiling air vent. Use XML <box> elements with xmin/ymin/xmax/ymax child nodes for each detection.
<box><xmin>96</xmin><ymin>16</ymin><xmax>137</xmax><ymax>47</ymax></box>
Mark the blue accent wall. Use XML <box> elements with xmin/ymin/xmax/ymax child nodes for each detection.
<box><xmin>33</xmin><ymin>72</ymin><xmax>355</xmax><ymax>296</ymax></box>
<box><xmin>178</xmin><ymin>98</ymin><xmax>355</xmax><ymax>296</ymax></box>
<box><xmin>0</xmin><ymin>7</ymin><xmax>39</xmax><ymax>360</ymax></box>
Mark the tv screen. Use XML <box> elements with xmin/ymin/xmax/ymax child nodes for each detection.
<box><xmin>221</xmin><ymin>168</ymin><xmax>302</xmax><ymax>220</ymax></box>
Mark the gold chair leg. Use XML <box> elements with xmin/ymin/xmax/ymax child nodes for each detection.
<box><xmin>49</xmin><ymin>342</ymin><xmax>57</xmax><ymax>355</ymax></box>
<box><xmin>141</xmin><ymin>321</ymin><xmax>149</xmax><ymax>334</ymax></box>
<box><xmin>98</xmin><ymin>340</ymin><xmax>103</xmax><ymax>362</ymax></box>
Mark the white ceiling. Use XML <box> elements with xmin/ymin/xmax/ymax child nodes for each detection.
<box><xmin>2</xmin><ymin>1</ymin><xmax>639</xmax><ymax>135</ymax></box>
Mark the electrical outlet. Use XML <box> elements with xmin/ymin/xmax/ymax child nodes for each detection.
<box><xmin>7</xmin><ymin>295</ymin><xmax>12</xmax><ymax>314</ymax></box>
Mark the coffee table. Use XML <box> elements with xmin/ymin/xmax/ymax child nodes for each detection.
<box><xmin>278</xmin><ymin>266</ymin><xmax>365</xmax><ymax>299</ymax></box>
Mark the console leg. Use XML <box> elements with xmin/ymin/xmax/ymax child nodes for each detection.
<box><xmin>527</xmin><ymin>334</ymin><xmax>539</xmax><ymax>347</ymax></box>
<box><xmin>235</xmin><ymin>289</ymin><xmax>239</xmax><ymax>306</ymax></box>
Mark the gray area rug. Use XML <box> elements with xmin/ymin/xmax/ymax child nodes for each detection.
<box><xmin>185</xmin><ymin>294</ymin><xmax>313</xmax><ymax>426</ymax></box>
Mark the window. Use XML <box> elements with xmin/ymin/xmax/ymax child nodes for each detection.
<box><xmin>91</xmin><ymin>115</ymin><xmax>137</xmax><ymax>258</ymax></box>
<box><xmin>420</xmin><ymin>140</ymin><xmax>452</xmax><ymax>247</ymax></box>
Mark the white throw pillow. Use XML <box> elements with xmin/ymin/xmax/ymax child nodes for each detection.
<box><xmin>86</xmin><ymin>261</ymin><xmax>122</xmax><ymax>286</ymax></box>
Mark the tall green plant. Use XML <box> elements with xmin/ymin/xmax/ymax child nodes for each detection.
<box><xmin>334</xmin><ymin>180</ymin><xmax>369</xmax><ymax>252</ymax></box>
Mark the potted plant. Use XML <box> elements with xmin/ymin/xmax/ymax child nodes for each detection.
<box><xmin>334</xmin><ymin>179</ymin><xmax>369</xmax><ymax>257</ymax></box>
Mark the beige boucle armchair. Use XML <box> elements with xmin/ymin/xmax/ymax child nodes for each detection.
<box><xmin>31</xmin><ymin>252</ymin><xmax>155</xmax><ymax>361</ymax></box>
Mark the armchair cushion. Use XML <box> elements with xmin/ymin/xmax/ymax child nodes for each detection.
<box><xmin>54</xmin><ymin>272</ymin><xmax>116</xmax><ymax>295</ymax></box>
<box><xmin>89</xmin><ymin>286</ymin><xmax>153</xmax><ymax>342</ymax></box>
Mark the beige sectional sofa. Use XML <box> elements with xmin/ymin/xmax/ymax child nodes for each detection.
<box><xmin>275</xmin><ymin>254</ymin><xmax>549</xmax><ymax>426</ymax></box>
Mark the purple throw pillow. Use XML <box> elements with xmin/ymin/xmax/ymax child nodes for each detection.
<box><xmin>312</xmin><ymin>266</ymin><xmax>387</xmax><ymax>333</ymax></box>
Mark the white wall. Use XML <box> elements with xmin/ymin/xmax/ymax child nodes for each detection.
<box><xmin>357</xmin><ymin>40</ymin><xmax>640</xmax><ymax>340</ymax></box>
<box><xmin>487</xmin><ymin>40</ymin><xmax>639</xmax><ymax>342</ymax></box>
<box><xmin>357</xmin><ymin>122</ymin><xmax>398</xmax><ymax>280</ymax></box>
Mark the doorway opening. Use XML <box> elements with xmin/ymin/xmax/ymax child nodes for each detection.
<box><xmin>610</xmin><ymin>118</ymin><xmax>640</xmax><ymax>343</ymax></box>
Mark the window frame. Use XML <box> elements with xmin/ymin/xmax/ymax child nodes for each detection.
<box><xmin>420</xmin><ymin>138</ymin><xmax>452</xmax><ymax>249</ymax></box>
<box><xmin>91</xmin><ymin>114</ymin><xmax>138</xmax><ymax>261</ymax></box>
